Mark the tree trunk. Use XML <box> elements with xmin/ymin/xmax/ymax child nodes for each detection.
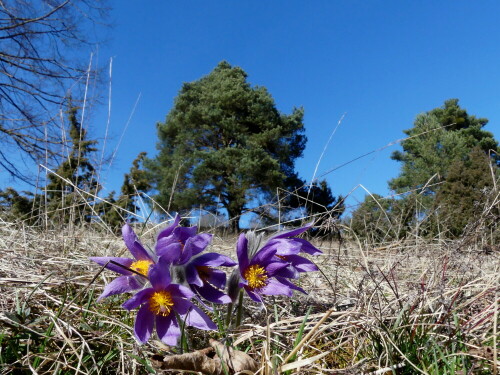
<box><xmin>226</xmin><ymin>207</ymin><xmax>241</xmax><ymax>233</ymax></box>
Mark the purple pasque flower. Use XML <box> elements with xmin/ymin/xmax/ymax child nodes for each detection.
<box><xmin>122</xmin><ymin>257</ymin><xmax>216</xmax><ymax>345</ymax></box>
<box><xmin>235</xmin><ymin>233</ymin><xmax>297</xmax><ymax>303</ymax></box>
<box><xmin>90</xmin><ymin>223</ymin><xmax>158</xmax><ymax>301</ymax></box>
<box><xmin>155</xmin><ymin>214</ymin><xmax>213</xmax><ymax>265</ymax></box>
<box><xmin>270</xmin><ymin>222</ymin><xmax>322</xmax><ymax>255</ymax></box>
<box><xmin>155</xmin><ymin>215</ymin><xmax>235</xmax><ymax>304</ymax></box>
<box><xmin>263</xmin><ymin>223</ymin><xmax>322</xmax><ymax>276</ymax></box>
<box><xmin>184</xmin><ymin>252</ymin><xmax>237</xmax><ymax>304</ymax></box>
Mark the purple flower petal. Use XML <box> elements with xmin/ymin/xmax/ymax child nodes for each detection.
<box><xmin>134</xmin><ymin>304</ymin><xmax>154</xmax><ymax>344</ymax></box>
<box><xmin>186</xmin><ymin>253</ymin><xmax>235</xmax><ymax>287</ymax></box>
<box><xmin>157</xmin><ymin>214</ymin><xmax>181</xmax><ymax>241</ymax></box>
<box><xmin>122</xmin><ymin>288</ymin><xmax>154</xmax><ymax>310</ymax></box>
<box><xmin>185</xmin><ymin>233</ymin><xmax>213</xmax><ymax>257</ymax></box>
<box><xmin>183</xmin><ymin>305</ymin><xmax>217</xmax><ymax>330</ymax></box>
<box><xmin>171</xmin><ymin>296</ymin><xmax>194</xmax><ymax>315</ymax></box>
<box><xmin>273</xmin><ymin>264</ymin><xmax>299</xmax><ymax>279</ymax></box>
<box><xmin>156</xmin><ymin>314</ymin><xmax>180</xmax><ymax>345</ymax></box>
<box><xmin>286</xmin><ymin>254</ymin><xmax>319</xmax><ymax>272</ymax></box>
<box><xmin>245</xmin><ymin>288</ymin><xmax>263</xmax><ymax>303</ymax></box>
<box><xmin>156</xmin><ymin>241</ymin><xmax>182</xmax><ymax>262</ymax></box>
<box><xmin>178</xmin><ymin>236</ymin><xmax>195</xmax><ymax>264</ymax></box>
<box><xmin>174</xmin><ymin>226</ymin><xmax>198</xmax><ymax>243</ymax></box>
<box><xmin>122</xmin><ymin>224</ymin><xmax>153</xmax><ymax>261</ymax></box>
<box><xmin>271</xmin><ymin>222</ymin><xmax>314</xmax><ymax>239</ymax></box>
<box><xmin>90</xmin><ymin>257</ymin><xmax>134</xmax><ymax>275</ymax></box>
<box><xmin>260</xmin><ymin>278</ymin><xmax>293</xmax><ymax>297</ymax></box>
<box><xmin>264</xmin><ymin>261</ymin><xmax>290</xmax><ymax>277</ymax></box>
<box><xmin>294</xmin><ymin>238</ymin><xmax>322</xmax><ymax>255</ymax></box>
<box><xmin>156</xmin><ymin>236</ymin><xmax>177</xmax><ymax>248</ymax></box>
<box><xmin>236</xmin><ymin>234</ymin><xmax>249</xmax><ymax>270</ymax></box>
<box><xmin>149</xmin><ymin>258</ymin><xmax>171</xmax><ymax>290</ymax></box>
<box><xmin>276</xmin><ymin>276</ymin><xmax>307</xmax><ymax>294</ymax></box>
<box><xmin>97</xmin><ymin>275</ymin><xmax>141</xmax><ymax>301</ymax></box>
<box><xmin>167</xmin><ymin>283</ymin><xmax>195</xmax><ymax>300</ymax></box>
<box><xmin>238</xmin><ymin>276</ymin><xmax>249</xmax><ymax>288</ymax></box>
<box><xmin>204</xmin><ymin>269</ymin><xmax>227</xmax><ymax>290</ymax></box>
<box><xmin>185</xmin><ymin>263</ymin><xmax>204</xmax><ymax>287</ymax></box>
<box><xmin>263</xmin><ymin>238</ymin><xmax>302</xmax><ymax>256</ymax></box>
<box><xmin>250</xmin><ymin>246</ymin><xmax>277</xmax><ymax>266</ymax></box>
<box><xmin>191</xmin><ymin>253</ymin><xmax>237</xmax><ymax>267</ymax></box>
<box><xmin>194</xmin><ymin>283</ymin><xmax>232</xmax><ymax>304</ymax></box>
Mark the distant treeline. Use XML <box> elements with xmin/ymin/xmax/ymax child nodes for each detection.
<box><xmin>2</xmin><ymin>62</ymin><xmax>499</xmax><ymax>241</ymax></box>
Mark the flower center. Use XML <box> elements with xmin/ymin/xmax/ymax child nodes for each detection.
<box><xmin>149</xmin><ymin>291</ymin><xmax>174</xmax><ymax>316</ymax></box>
<box><xmin>196</xmin><ymin>266</ymin><xmax>212</xmax><ymax>281</ymax></box>
<box><xmin>243</xmin><ymin>265</ymin><xmax>268</xmax><ymax>290</ymax></box>
<box><xmin>130</xmin><ymin>259</ymin><xmax>153</xmax><ymax>276</ymax></box>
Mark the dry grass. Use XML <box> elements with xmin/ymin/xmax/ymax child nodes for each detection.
<box><xmin>0</xmin><ymin>221</ymin><xmax>498</xmax><ymax>374</ymax></box>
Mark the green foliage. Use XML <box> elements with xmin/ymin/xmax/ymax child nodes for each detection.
<box><xmin>0</xmin><ymin>187</ymin><xmax>39</xmax><ymax>223</ymax></box>
<box><xmin>98</xmin><ymin>152</ymin><xmax>152</xmax><ymax>231</ymax></box>
<box><xmin>435</xmin><ymin>146</ymin><xmax>498</xmax><ymax>237</ymax></box>
<box><xmin>301</xmin><ymin>180</ymin><xmax>344</xmax><ymax>218</ymax></box>
<box><xmin>349</xmin><ymin>194</ymin><xmax>414</xmax><ymax>242</ymax></box>
<box><xmin>390</xmin><ymin>98</ymin><xmax>499</xmax><ymax>193</ymax></box>
<box><xmin>45</xmin><ymin>100</ymin><xmax>100</xmax><ymax>224</ymax></box>
<box><xmin>147</xmin><ymin>61</ymin><xmax>306</xmax><ymax>230</ymax></box>
<box><xmin>1</xmin><ymin>100</ymin><xmax>102</xmax><ymax>226</ymax></box>
<box><xmin>251</xmin><ymin>177</ymin><xmax>345</xmax><ymax>233</ymax></box>
<box><xmin>288</xmin><ymin>180</ymin><xmax>344</xmax><ymax>235</ymax></box>
<box><xmin>350</xmin><ymin>99</ymin><xmax>500</xmax><ymax>240</ymax></box>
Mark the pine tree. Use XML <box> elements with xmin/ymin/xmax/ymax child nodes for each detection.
<box><xmin>435</xmin><ymin>146</ymin><xmax>497</xmax><ymax>237</ymax></box>
<box><xmin>288</xmin><ymin>180</ymin><xmax>344</xmax><ymax>235</ymax></box>
<box><xmin>349</xmin><ymin>193</ymin><xmax>415</xmax><ymax>242</ymax></box>
<box><xmin>99</xmin><ymin>152</ymin><xmax>151</xmax><ymax>230</ymax></box>
<box><xmin>386</xmin><ymin>99</ymin><xmax>499</xmax><ymax>237</ymax></box>
<box><xmin>45</xmin><ymin>100</ymin><xmax>99</xmax><ymax>224</ymax></box>
<box><xmin>147</xmin><ymin>61</ymin><xmax>306</xmax><ymax>231</ymax></box>
<box><xmin>0</xmin><ymin>187</ymin><xmax>39</xmax><ymax>223</ymax></box>
<box><xmin>390</xmin><ymin>99</ymin><xmax>499</xmax><ymax>194</ymax></box>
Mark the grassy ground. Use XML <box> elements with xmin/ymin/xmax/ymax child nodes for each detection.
<box><xmin>0</xmin><ymin>222</ymin><xmax>498</xmax><ymax>374</ymax></box>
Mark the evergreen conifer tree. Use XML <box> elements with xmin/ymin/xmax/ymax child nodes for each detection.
<box><xmin>99</xmin><ymin>152</ymin><xmax>151</xmax><ymax>230</ymax></box>
<box><xmin>357</xmin><ymin>99</ymin><xmax>500</xmax><ymax>239</ymax></box>
<box><xmin>435</xmin><ymin>146</ymin><xmax>498</xmax><ymax>237</ymax></box>
<box><xmin>390</xmin><ymin>99</ymin><xmax>499</xmax><ymax>194</ymax></box>
<box><xmin>45</xmin><ymin>100</ymin><xmax>99</xmax><ymax>223</ymax></box>
<box><xmin>147</xmin><ymin>61</ymin><xmax>306</xmax><ymax>231</ymax></box>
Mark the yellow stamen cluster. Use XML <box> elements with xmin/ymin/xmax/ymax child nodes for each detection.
<box><xmin>243</xmin><ymin>265</ymin><xmax>268</xmax><ymax>290</ymax></box>
<box><xmin>149</xmin><ymin>291</ymin><xmax>174</xmax><ymax>316</ymax></box>
<box><xmin>130</xmin><ymin>259</ymin><xmax>153</xmax><ymax>276</ymax></box>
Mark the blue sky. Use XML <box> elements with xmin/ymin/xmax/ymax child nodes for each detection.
<box><xmin>92</xmin><ymin>1</ymin><xmax>500</xmax><ymax>215</ymax></box>
<box><xmin>8</xmin><ymin>1</ymin><xmax>500</xmax><ymax>220</ymax></box>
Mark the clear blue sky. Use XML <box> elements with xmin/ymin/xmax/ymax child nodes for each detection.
<box><xmin>22</xmin><ymin>1</ymin><xmax>500</xmax><ymax>217</ymax></box>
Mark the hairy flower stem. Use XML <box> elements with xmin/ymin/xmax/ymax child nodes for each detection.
<box><xmin>225</xmin><ymin>302</ymin><xmax>234</xmax><ymax>328</ymax></box>
<box><xmin>236</xmin><ymin>289</ymin><xmax>244</xmax><ymax>327</ymax></box>
<box><xmin>225</xmin><ymin>289</ymin><xmax>245</xmax><ymax>328</ymax></box>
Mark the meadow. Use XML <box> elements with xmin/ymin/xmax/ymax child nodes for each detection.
<box><xmin>1</xmin><ymin>218</ymin><xmax>498</xmax><ymax>374</ymax></box>
<box><xmin>1</xmin><ymin>2</ymin><xmax>499</xmax><ymax>374</ymax></box>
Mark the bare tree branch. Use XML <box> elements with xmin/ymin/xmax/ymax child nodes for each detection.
<box><xmin>0</xmin><ymin>0</ymin><xmax>109</xmax><ymax>183</ymax></box>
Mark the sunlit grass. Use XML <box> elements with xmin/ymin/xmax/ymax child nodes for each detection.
<box><xmin>0</xmin><ymin>219</ymin><xmax>498</xmax><ymax>374</ymax></box>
